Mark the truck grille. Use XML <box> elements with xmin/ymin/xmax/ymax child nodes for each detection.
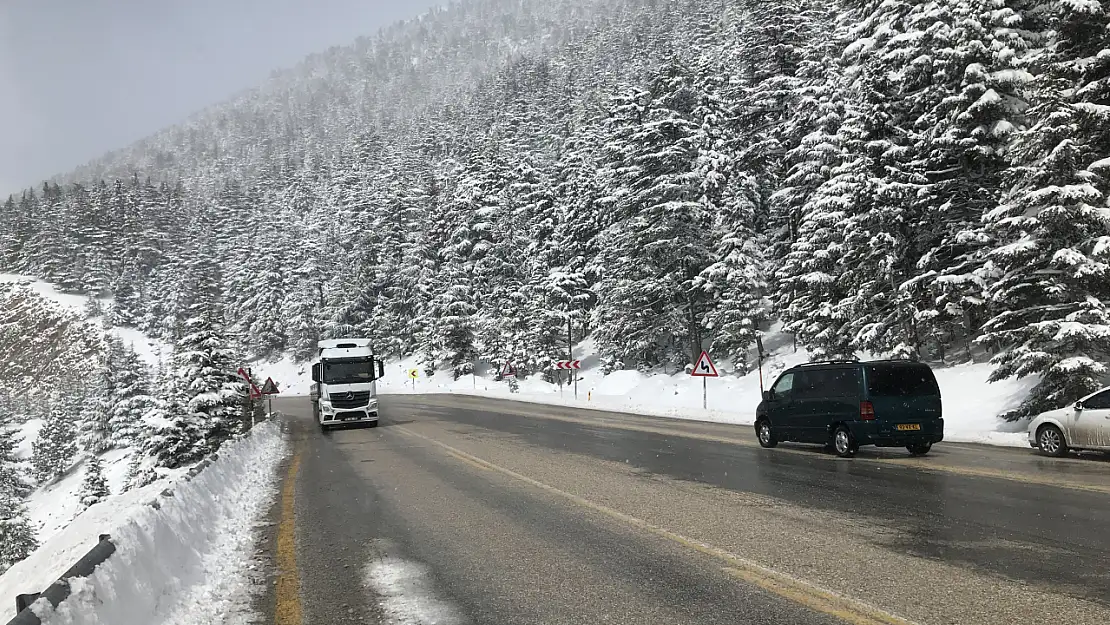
<box><xmin>329</xmin><ymin>391</ymin><xmax>371</xmax><ymax>409</ymax></box>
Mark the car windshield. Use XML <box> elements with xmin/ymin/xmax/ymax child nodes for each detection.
<box><xmin>323</xmin><ymin>360</ymin><xmax>376</xmax><ymax>383</ymax></box>
<box><xmin>866</xmin><ymin>365</ymin><xmax>939</xmax><ymax>397</ymax></box>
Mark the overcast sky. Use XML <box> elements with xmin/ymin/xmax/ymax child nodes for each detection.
<box><xmin>0</xmin><ymin>0</ymin><xmax>439</xmax><ymax>197</ymax></box>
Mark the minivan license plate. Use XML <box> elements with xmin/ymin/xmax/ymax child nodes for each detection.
<box><xmin>896</xmin><ymin>423</ymin><xmax>921</xmax><ymax>431</ymax></box>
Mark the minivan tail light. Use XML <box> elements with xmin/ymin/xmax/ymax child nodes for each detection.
<box><xmin>860</xmin><ymin>401</ymin><xmax>876</xmax><ymax>421</ymax></box>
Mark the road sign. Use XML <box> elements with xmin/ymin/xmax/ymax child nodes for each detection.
<box><xmin>260</xmin><ymin>377</ymin><xmax>279</xmax><ymax>395</ymax></box>
<box><xmin>554</xmin><ymin>360</ymin><xmax>581</xmax><ymax>370</ymax></box>
<box><xmin>238</xmin><ymin>367</ymin><xmax>261</xmax><ymax>399</ymax></box>
<box><xmin>500</xmin><ymin>361</ymin><xmax>516</xmax><ymax>377</ymax></box>
<box><xmin>691</xmin><ymin>351</ymin><xmax>719</xmax><ymax>378</ymax></box>
<box><xmin>408</xmin><ymin>369</ymin><xmax>419</xmax><ymax>379</ymax></box>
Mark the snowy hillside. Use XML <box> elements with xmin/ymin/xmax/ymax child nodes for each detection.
<box><xmin>0</xmin><ymin>274</ymin><xmax>258</xmax><ymax>587</ymax></box>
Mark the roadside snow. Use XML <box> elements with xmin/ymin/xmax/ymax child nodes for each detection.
<box><xmin>28</xmin><ymin>421</ymin><xmax>287</xmax><ymax>625</ymax></box>
<box><xmin>0</xmin><ymin>473</ymin><xmax>181</xmax><ymax>622</ymax></box>
<box><xmin>268</xmin><ymin>333</ymin><xmax>1035</xmax><ymax>448</ymax></box>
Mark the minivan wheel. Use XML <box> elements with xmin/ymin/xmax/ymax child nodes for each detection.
<box><xmin>756</xmin><ymin>420</ymin><xmax>778</xmax><ymax>448</ymax></box>
<box><xmin>1037</xmin><ymin>424</ymin><xmax>1068</xmax><ymax>457</ymax></box>
<box><xmin>907</xmin><ymin>442</ymin><xmax>932</xmax><ymax>456</ymax></box>
<box><xmin>833</xmin><ymin>426</ymin><xmax>857</xmax><ymax>458</ymax></box>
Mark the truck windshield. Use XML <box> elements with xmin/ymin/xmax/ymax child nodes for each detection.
<box><xmin>323</xmin><ymin>360</ymin><xmax>376</xmax><ymax>383</ymax></box>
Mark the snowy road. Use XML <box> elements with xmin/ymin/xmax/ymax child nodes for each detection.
<box><xmin>262</xmin><ymin>395</ymin><xmax>1110</xmax><ymax>625</ymax></box>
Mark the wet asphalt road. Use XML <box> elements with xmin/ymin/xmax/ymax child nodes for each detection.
<box><xmin>262</xmin><ymin>394</ymin><xmax>1110</xmax><ymax>625</ymax></box>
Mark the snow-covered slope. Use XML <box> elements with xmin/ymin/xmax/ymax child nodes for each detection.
<box><xmin>0</xmin><ymin>273</ymin><xmax>171</xmax><ymax>367</ymax></box>
<box><xmin>256</xmin><ymin>330</ymin><xmax>1037</xmax><ymax>448</ymax></box>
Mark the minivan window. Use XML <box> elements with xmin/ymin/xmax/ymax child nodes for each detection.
<box><xmin>821</xmin><ymin>368</ymin><xmax>861</xmax><ymax>397</ymax></box>
<box><xmin>772</xmin><ymin>372</ymin><xmax>794</xmax><ymax>397</ymax></box>
<box><xmin>866</xmin><ymin>364</ymin><xmax>939</xmax><ymax>397</ymax></box>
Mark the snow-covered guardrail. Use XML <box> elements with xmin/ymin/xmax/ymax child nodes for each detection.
<box><xmin>3</xmin><ymin>420</ymin><xmax>286</xmax><ymax>625</ymax></box>
<box><xmin>8</xmin><ymin>535</ymin><xmax>116</xmax><ymax>625</ymax></box>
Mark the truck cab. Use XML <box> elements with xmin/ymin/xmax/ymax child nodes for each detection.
<box><xmin>310</xmin><ymin>338</ymin><xmax>385</xmax><ymax>429</ymax></box>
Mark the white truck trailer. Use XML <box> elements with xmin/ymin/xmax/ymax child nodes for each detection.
<box><xmin>309</xmin><ymin>338</ymin><xmax>385</xmax><ymax>429</ymax></box>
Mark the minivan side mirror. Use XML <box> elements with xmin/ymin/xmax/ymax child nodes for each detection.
<box><xmin>311</xmin><ymin>363</ymin><xmax>321</xmax><ymax>383</ymax></box>
<box><xmin>762</xmin><ymin>390</ymin><xmax>773</xmax><ymax>402</ymax></box>
<box><xmin>1074</xmin><ymin>400</ymin><xmax>1084</xmax><ymax>411</ymax></box>
<box><xmin>377</xmin><ymin>359</ymin><xmax>385</xmax><ymax>379</ymax></box>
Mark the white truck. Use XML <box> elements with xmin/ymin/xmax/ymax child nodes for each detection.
<box><xmin>309</xmin><ymin>338</ymin><xmax>385</xmax><ymax>429</ymax></box>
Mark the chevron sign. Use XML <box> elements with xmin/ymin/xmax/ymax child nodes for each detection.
<box><xmin>554</xmin><ymin>360</ymin><xmax>581</xmax><ymax>370</ymax></box>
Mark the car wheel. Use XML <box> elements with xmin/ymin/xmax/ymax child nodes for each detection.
<box><xmin>907</xmin><ymin>442</ymin><xmax>932</xmax><ymax>456</ymax></box>
<box><xmin>756</xmin><ymin>420</ymin><xmax>777</xmax><ymax>448</ymax></box>
<box><xmin>1037</xmin><ymin>424</ymin><xmax>1068</xmax><ymax>457</ymax></box>
<box><xmin>833</xmin><ymin>425</ymin><xmax>857</xmax><ymax>458</ymax></box>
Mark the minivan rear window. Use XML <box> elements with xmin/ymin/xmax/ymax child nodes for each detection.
<box><xmin>866</xmin><ymin>364</ymin><xmax>939</xmax><ymax>397</ymax></box>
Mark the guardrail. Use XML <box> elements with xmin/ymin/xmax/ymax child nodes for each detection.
<box><xmin>3</xmin><ymin>411</ymin><xmax>271</xmax><ymax>625</ymax></box>
<box><xmin>8</xmin><ymin>534</ymin><xmax>115</xmax><ymax>625</ymax></box>
<box><xmin>5</xmin><ymin>454</ymin><xmax>219</xmax><ymax>624</ymax></box>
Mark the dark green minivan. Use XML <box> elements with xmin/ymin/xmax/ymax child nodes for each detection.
<box><xmin>754</xmin><ymin>360</ymin><xmax>943</xmax><ymax>457</ymax></box>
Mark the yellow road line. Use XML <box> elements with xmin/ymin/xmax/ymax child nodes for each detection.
<box><xmin>403</xmin><ymin>399</ymin><xmax>1110</xmax><ymax>495</ymax></box>
<box><xmin>393</xmin><ymin>425</ymin><xmax>917</xmax><ymax>625</ymax></box>
<box><xmin>275</xmin><ymin>449</ymin><xmax>303</xmax><ymax>625</ymax></box>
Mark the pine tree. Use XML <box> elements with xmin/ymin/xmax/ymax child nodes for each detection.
<box><xmin>31</xmin><ymin>404</ymin><xmax>77</xmax><ymax>483</ymax></box>
<box><xmin>0</xmin><ymin>421</ymin><xmax>31</xmax><ymax>500</ymax></box>
<box><xmin>79</xmin><ymin>455</ymin><xmax>110</xmax><ymax>508</ymax></box>
<box><xmin>977</xmin><ymin>0</ymin><xmax>1110</xmax><ymax>419</ymax></box>
<box><xmin>80</xmin><ymin>357</ymin><xmax>115</xmax><ymax>454</ymax></box>
<box><xmin>174</xmin><ymin>257</ymin><xmax>246</xmax><ymax>450</ymax></box>
<box><xmin>109</xmin><ymin>343</ymin><xmax>155</xmax><ymax>447</ymax></box>
<box><xmin>0</xmin><ymin>499</ymin><xmax>37</xmax><ymax>574</ymax></box>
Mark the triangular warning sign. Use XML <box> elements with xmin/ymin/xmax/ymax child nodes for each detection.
<box><xmin>690</xmin><ymin>351</ymin><xmax>719</xmax><ymax>377</ymax></box>
<box><xmin>260</xmin><ymin>377</ymin><xmax>279</xmax><ymax>395</ymax></box>
<box><xmin>500</xmin><ymin>361</ymin><xmax>516</xmax><ymax>377</ymax></box>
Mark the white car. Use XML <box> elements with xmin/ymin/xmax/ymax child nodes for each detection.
<box><xmin>1028</xmin><ymin>387</ymin><xmax>1110</xmax><ymax>456</ymax></box>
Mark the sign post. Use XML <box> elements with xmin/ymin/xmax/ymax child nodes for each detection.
<box><xmin>259</xmin><ymin>377</ymin><xmax>280</xmax><ymax>420</ymax></box>
<box><xmin>690</xmin><ymin>351</ymin><xmax>720</xmax><ymax>410</ymax></box>
<box><xmin>755</xmin><ymin>335</ymin><xmax>766</xmax><ymax>393</ymax></box>
<box><xmin>553</xmin><ymin>360</ymin><xmax>582</xmax><ymax>398</ymax></box>
<box><xmin>408</xmin><ymin>368</ymin><xmax>419</xmax><ymax>390</ymax></box>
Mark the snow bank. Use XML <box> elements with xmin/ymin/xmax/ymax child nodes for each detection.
<box><xmin>270</xmin><ymin>334</ymin><xmax>1035</xmax><ymax>447</ymax></box>
<box><xmin>33</xmin><ymin>421</ymin><xmax>286</xmax><ymax>625</ymax></box>
<box><xmin>0</xmin><ymin>422</ymin><xmax>286</xmax><ymax>624</ymax></box>
<box><xmin>0</xmin><ymin>475</ymin><xmax>178</xmax><ymax>623</ymax></box>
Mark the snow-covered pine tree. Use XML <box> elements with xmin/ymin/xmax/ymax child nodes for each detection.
<box><xmin>31</xmin><ymin>403</ymin><xmax>78</xmax><ymax>483</ymax></box>
<box><xmin>0</xmin><ymin>497</ymin><xmax>37</xmax><ymax>575</ymax></box>
<box><xmin>109</xmin><ymin>342</ymin><xmax>155</xmax><ymax>447</ymax></box>
<box><xmin>138</xmin><ymin>361</ymin><xmax>206</xmax><ymax>472</ymax></box>
<box><xmin>175</xmin><ymin>311</ymin><xmax>245</xmax><ymax>451</ymax></box>
<box><xmin>977</xmin><ymin>0</ymin><xmax>1110</xmax><ymax>419</ymax></box>
<box><xmin>0</xmin><ymin>412</ymin><xmax>31</xmax><ymax>499</ymax></box>
<box><xmin>79</xmin><ymin>354</ymin><xmax>115</xmax><ymax>454</ymax></box>
<box><xmin>593</xmin><ymin>65</ymin><xmax>719</xmax><ymax>369</ymax></box>
<box><xmin>79</xmin><ymin>455</ymin><xmax>109</xmax><ymax>508</ymax></box>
